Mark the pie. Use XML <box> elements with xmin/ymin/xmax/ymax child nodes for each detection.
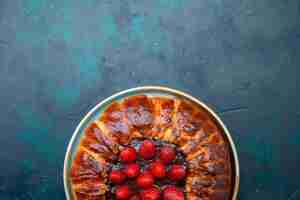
<box><xmin>70</xmin><ymin>95</ymin><xmax>233</xmax><ymax>200</ymax></box>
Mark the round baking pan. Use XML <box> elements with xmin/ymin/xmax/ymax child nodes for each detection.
<box><xmin>63</xmin><ymin>86</ymin><xmax>240</xmax><ymax>200</ymax></box>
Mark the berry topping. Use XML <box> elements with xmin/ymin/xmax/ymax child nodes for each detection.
<box><xmin>150</xmin><ymin>161</ymin><xmax>166</xmax><ymax>179</ymax></box>
<box><xmin>139</xmin><ymin>140</ymin><xmax>156</xmax><ymax>160</ymax></box>
<box><xmin>140</xmin><ymin>187</ymin><xmax>161</xmax><ymax>200</ymax></box>
<box><xmin>109</xmin><ymin>140</ymin><xmax>187</xmax><ymax>200</ymax></box>
<box><xmin>168</xmin><ymin>165</ymin><xmax>186</xmax><ymax>181</ymax></box>
<box><xmin>120</xmin><ymin>147</ymin><xmax>137</xmax><ymax>163</ymax></box>
<box><xmin>109</xmin><ymin>170</ymin><xmax>126</xmax><ymax>184</ymax></box>
<box><xmin>124</xmin><ymin>163</ymin><xmax>141</xmax><ymax>178</ymax></box>
<box><xmin>136</xmin><ymin>172</ymin><xmax>155</xmax><ymax>189</ymax></box>
<box><xmin>159</xmin><ymin>146</ymin><xmax>176</xmax><ymax>164</ymax></box>
<box><xmin>116</xmin><ymin>185</ymin><xmax>132</xmax><ymax>200</ymax></box>
<box><xmin>163</xmin><ymin>186</ymin><xmax>184</xmax><ymax>200</ymax></box>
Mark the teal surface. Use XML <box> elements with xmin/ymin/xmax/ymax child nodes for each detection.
<box><xmin>0</xmin><ymin>0</ymin><xmax>299</xmax><ymax>199</ymax></box>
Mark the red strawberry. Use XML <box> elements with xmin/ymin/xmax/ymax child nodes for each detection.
<box><xmin>116</xmin><ymin>185</ymin><xmax>132</xmax><ymax>200</ymax></box>
<box><xmin>159</xmin><ymin>146</ymin><xmax>176</xmax><ymax>164</ymax></box>
<box><xmin>139</xmin><ymin>140</ymin><xmax>156</xmax><ymax>160</ymax></box>
<box><xmin>168</xmin><ymin>165</ymin><xmax>186</xmax><ymax>181</ymax></box>
<box><xmin>120</xmin><ymin>147</ymin><xmax>137</xmax><ymax>163</ymax></box>
<box><xmin>136</xmin><ymin>172</ymin><xmax>154</xmax><ymax>189</ymax></box>
<box><xmin>140</xmin><ymin>187</ymin><xmax>161</xmax><ymax>200</ymax></box>
<box><xmin>150</xmin><ymin>161</ymin><xmax>166</xmax><ymax>179</ymax></box>
<box><xmin>163</xmin><ymin>186</ymin><xmax>184</xmax><ymax>200</ymax></box>
<box><xmin>129</xmin><ymin>194</ymin><xmax>141</xmax><ymax>200</ymax></box>
<box><xmin>124</xmin><ymin>163</ymin><xmax>140</xmax><ymax>178</ymax></box>
<box><xmin>109</xmin><ymin>170</ymin><xmax>126</xmax><ymax>184</ymax></box>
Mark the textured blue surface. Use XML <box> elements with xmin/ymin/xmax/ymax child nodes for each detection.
<box><xmin>0</xmin><ymin>0</ymin><xmax>299</xmax><ymax>199</ymax></box>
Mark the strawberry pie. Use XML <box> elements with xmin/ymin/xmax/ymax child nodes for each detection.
<box><xmin>70</xmin><ymin>95</ymin><xmax>233</xmax><ymax>200</ymax></box>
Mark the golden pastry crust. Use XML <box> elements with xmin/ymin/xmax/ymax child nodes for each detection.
<box><xmin>70</xmin><ymin>95</ymin><xmax>233</xmax><ymax>200</ymax></box>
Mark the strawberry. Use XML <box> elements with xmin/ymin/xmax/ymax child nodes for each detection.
<box><xmin>150</xmin><ymin>161</ymin><xmax>166</xmax><ymax>179</ymax></box>
<box><xmin>124</xmin><ymin>163</ymin><xmax>141</xmax><ymax>178</ymax></box>
<box><xmin>120</xmin><ymin>147</ymin><xmax>137</xmax><ymax>163</ymax></box>
<box><xmin>168</xmin><ymin>165</ymin><xmax>186</xmax><ymax>181</ymax></box>
<box><xmin>136</xmin><ymin>172</ymin><xmax>154</xmax><ymax>189</ymax></box>
<box><xmin>139</xmin><ymin>140</ymin><xmax>156</xmax><ymax>160</ymax></box>
<box><xmin>116</xmin><ymin>185</ymin><xmax>132</xmax><ymax>200</ymax></box>
<box><xmin>163</xmin><ymin>186</ymin><xmax>184</xmax><ymax>200</ymax></box>
<box><xmin>159</xmin><ymin>146</ymin><xmax>176</xmax><ymax>164</ymax></box>
<box><xmin>109</xmin><ymin>170</ymin><xmax>126</xmax><ymax>184</ymax></box>
<box><xmin>140</xmin><ymin>187</ymin><xmax>161</xmax><ymax>200</ymax></box>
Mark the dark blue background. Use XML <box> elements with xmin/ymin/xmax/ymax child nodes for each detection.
<box><xmin>0</xmin><ymin>0</ymin><xmax>299</xmax><ymax>199</ymax></box>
